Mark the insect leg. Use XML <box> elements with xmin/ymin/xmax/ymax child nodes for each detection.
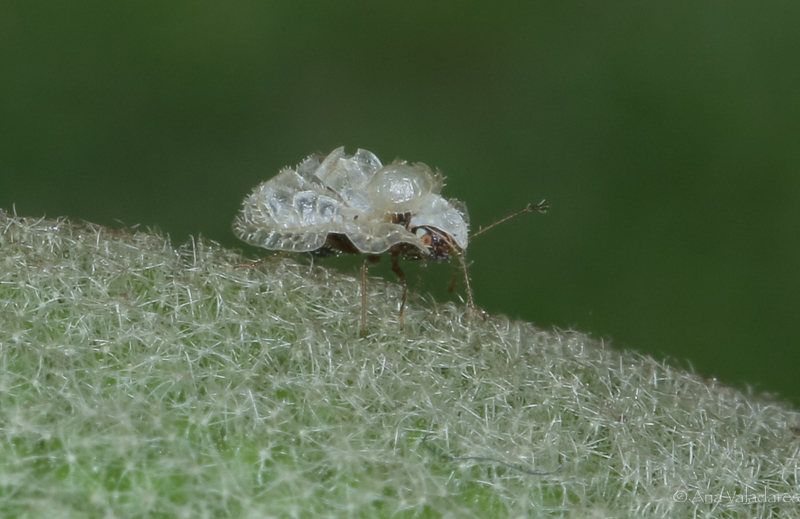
<box><xmin>459</xmin><ymin>253</ymin><xmax>487</xmax><ymax>321</ymax></box>
<box><xmin>447</xmin><ymin>267</ymin><xmax>458</xmax><ymax>294</ymax></box>
<box><xmin>390</xmin><ymin>248</ymin><xmax>407</xmax><ymax>330</ymax></box>
<box><xmin>413</xmin><ymin>258</ymin><xmax>427</xmax><ymax>298</ymax></box>
<box><xmin>361</xmin><ymin>259</ymin><xmax>368</xmax><ymax>338</ymax></box>
<box><xmin>360</xmin><ymin>255</ymin><xmax>381</xmax><ymax>338</ymax></box>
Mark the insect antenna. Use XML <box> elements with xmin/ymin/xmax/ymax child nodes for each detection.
<box><xmin>469</xmin><ymin>200</ymin><xmax>548</xmax><ymax>240</ymax></box>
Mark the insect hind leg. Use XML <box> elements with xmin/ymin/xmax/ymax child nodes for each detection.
<box><xmin>360</xmin><ymin>254</ymin><xmax>381</xmax><ymax>338</ymax></box>
<box><xmin>390</xmin><ymin>249</ymin><xmax>407</xmax><ymax>331</ymax></box>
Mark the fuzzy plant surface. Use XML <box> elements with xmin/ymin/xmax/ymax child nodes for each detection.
<box><xmin>0</xmin><ymin>209</ymin><xmax>799</xmax><ymax>519</ymax></box>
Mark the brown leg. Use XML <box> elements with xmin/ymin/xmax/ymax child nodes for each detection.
<box><xmin>360</xmin><ymin>255</ymin><xmax>381</xmax><ymax>338</ymax></box>
<box><xmin>361</xmin><ymin>259</ymin><xmax>369</xmax><ymax>338</ymax></box>
<box><xmin>414</xmin><ymin>258</ymin><xmax>427</xmax><ymax>298</ymax></box>
<box><xmin>459</xmin><ymin>253</ymin><xmax>486</xmax><ymax>321</ymax></box>
<box><xmin>447</xmin><ymin>268</ymin><xmax>458</xmax><ymax>294</ymax></box>
<box><xmin>390</xmin><ymin>248</ymin><xmax>407</xmax><ymax>330</ymax></box>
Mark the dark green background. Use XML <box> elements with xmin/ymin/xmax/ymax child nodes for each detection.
<box><xmin>2</xmin><ymin>2</ymin><xmax>798</xmax><ymax>406</ymax></box>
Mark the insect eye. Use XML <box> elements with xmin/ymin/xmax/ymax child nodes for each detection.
<box><xmin>415</xmin><ymin>228</ymin><xmax>433</xmax><ymax>247</ymax></box>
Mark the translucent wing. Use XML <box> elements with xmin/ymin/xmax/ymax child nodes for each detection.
<box><xmin>232</xmin><ymin>166</ymin><xmax>337</xmax><ymax>252</ymax></box>
<box><xmin>233</xmin><ymin>147</ymin><xmax>430</xmax><ymax>253</ymax></box>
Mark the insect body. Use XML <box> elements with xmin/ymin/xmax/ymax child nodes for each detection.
<box><xmin>233</xmin><ymin>147</ymin><xmax>544</xmax><ymax>336</ymax></box>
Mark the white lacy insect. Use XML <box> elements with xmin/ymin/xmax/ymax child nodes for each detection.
<box><xmin>233</xmin><ymin>146</ymin><xmax>545</xmax><ymax>336</ymax></box>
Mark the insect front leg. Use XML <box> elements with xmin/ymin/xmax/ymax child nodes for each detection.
<box><xmin>447</xmin><ymin>266</ymin><xmax>458</xmax><ymax>294</ymax></box>
<box><xmin>413</xmin><ymin>258</ymin><xmax>427</xmax><ymax>299</ymax></box>
<box><xmin>389</xmin><ymin>248</ymin><xmax>407</xmax><ymax>331</ymax></box>
<box><xmin>360</xmin><ymin>254</ymin><xmax>381</xmax><ymax>338</ymax></box>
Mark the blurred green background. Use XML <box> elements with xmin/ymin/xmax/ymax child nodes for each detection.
<box><xmin>2</xmin><ymin>2</ymin><xmax>798</xmax><ymax>406</ymax></box>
